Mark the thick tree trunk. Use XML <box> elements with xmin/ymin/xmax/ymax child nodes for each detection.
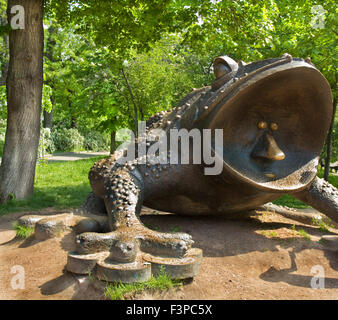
<box><xmin>324</xmin><ymin>97</ymin><xmax>337</xmax><ymax>181</ymax></box>
<box><xmin>0</xmin><ymin>0</ymin><xmax>44</xmax><ymax>203</ymax></box>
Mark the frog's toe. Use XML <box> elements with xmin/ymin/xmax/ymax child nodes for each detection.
<box><xmin>75</xmin><ymin>231</ymin><xmax>120</xmax><ymax>254</ymax></box>
<box><xmin>75</xmin><ymin>231</ymin><xmax>139</xmax><ymax>262</ymax></box>
<box><xmin>67</xmin><ymin>230</ymin><xmax>142</xmax><ymax>276</ymax></box>
<box><xmin>108</xmin><ymin>238</ymin><xmax>139</xmax><ymax>263</ymax></box>
<box><xmin>140</xmin><ymin>231</ymin><xmax>194</xmax><ymax>258</ymax></box>
<box><xmin>162</xmin><ymin>231</ymin><xmax>194</xmax><ymax>245</ymax></box>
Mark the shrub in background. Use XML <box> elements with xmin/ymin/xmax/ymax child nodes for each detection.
<box><xmin>38</xmin><ymin>128</ymin><xmax>56</xmax><ymax>157</ymax></box>
<box><xmin>34</xmin><ymin>125</ymin><xmax>110</xmax><ymax>156</ymax></box>
<box><xmin>0</xmin><ymin>119</ymin><xmax>5</xmax><ymax>141</ymax></box>
<box><xmin>0</xmin><ymin>119</ymin><xmax>6</xmax><ymax>157</ymax></box>
<box><xmin>52</xmin><ymin>128</ymin><xmax>85</xmax><ymax>152</ymax></box>
<box><xmin>81</xmin><ymin>130</ymin><xmax>109</xmax><ymax>152</ymax></box>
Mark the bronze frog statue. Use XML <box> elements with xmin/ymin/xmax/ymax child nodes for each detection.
<box><xmin>19</xmin><ymin>54</ymin><xmax>338</xmax><ymax>282</ymax></box>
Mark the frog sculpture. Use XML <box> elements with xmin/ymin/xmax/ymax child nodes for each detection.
<box><xmin>19</xmin><ymin>54</ymin><xmax>337</xmax><ymax>283</ymax></box>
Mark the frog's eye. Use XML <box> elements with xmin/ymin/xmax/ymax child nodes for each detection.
<box><xmin>213</xmin><ymin>62</ymin><xmax>231</xmax><ymax>79</ymax></box>
<box><xmin>270</xmin><ymin>122</ymin><xmax>278</xmax><ymax>131</ymax></box>
<box><xmin>257</xmin><ymin>121</ymin><xmax>267</xmax><ymax>130</ymax></box>
<box><xmin>213</xmin><ymin>56</ymin><xmax>239</xmax><ymax>79</ymax></box>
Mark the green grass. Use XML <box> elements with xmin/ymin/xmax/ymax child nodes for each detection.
<box><xmin>312</xmin><ymin>217</ymin><xmax>334</xmax><ymax>232</ymax></box>
<box><xmin>12</xmin><ymin>221</ymin><xmax>34</xmax><ymax>238</ymax></box>
<box><xmin>268</xmin><ymin>231</ymin><xmax>277</xmax><ymax>237</ymax></box>
<box><xmin>289</xmin><ymin>224</ymin><xmax>312</xmax><ymax>240</ymax></box>
<box><xmin>290</xmin><ymin>224</ymin><xmax>297</xmax><ymax>236</ymax></box>
<box><xmin>297</xmin><ymin>228</ymin><xmax>311</xmax><ymax>240</ymax></box>
<box><xmin>261</xmin><ymin>230</ymin><xmax>278</xmax><ymax>238</ymax></box>
<box><xmin>0</xmin><ymin>156</ymin><xmax>105</xmax><ymax>216</ymax></box>
<box><xmin>272</xmin><ymin>194</ymin><xmax>309</xmax><ymax>209</ymax></box>
<box><xmin>104</xmin><ymin>267</ymin><xmax>182</xmax><ymax>300</ymax></box>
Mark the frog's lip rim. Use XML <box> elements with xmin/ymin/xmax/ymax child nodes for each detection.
<box><xmin>205</xmin><ymin>59</ymin><xmax>332</xmax><ymax>193</ymax></box>
<box><xmin>202</xmin><ymin>59</ymin><xmax>332</xmax><ymax>127</ymax></box>
<box><xmin>215</xmin><ymin>151</ymin><xmax>319</xmax><ymax>193</ymax></box>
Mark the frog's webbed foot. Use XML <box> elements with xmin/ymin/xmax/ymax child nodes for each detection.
<box><xmin>73</xmin><ymin>226</ymin><xmax>194</xmax><ymax>262</ymax></box>
<box><xmin>67</xmin><ymin>166</ymin><xmax>202</xmax><ymax>282</ymax></box>
<box><xmin>68</xmin><ymin>218</ymin><xmax>200</xmax><ymax>283</ymax></box>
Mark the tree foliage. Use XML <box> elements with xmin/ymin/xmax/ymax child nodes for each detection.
<box><xmin>0</xmin><ymin>0</ymin><xmax>336</xmax><ymax>159</ymax></box>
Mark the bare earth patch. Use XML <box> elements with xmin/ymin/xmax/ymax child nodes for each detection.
<box><xmin>0</xmin><ymin>208</ymin><xmax>337</xmax><ymax>300</ymax></box>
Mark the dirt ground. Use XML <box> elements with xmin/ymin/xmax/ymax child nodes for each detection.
<box><xmin>0</xmin><ymin>207</ymin><xmax>337</xmax><ymax>300</ymax></box>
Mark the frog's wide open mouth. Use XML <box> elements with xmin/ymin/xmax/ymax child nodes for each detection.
<box><xmin>202</xmin><ymin>58</ymin><xmax>332</xmax><ymax>192</ymax></box>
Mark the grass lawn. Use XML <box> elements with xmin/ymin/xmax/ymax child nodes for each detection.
<box><xmin>0</xmin><ymin>156</ymin><xmax>337</xmax><ymax>216</ymax></box>
<box><xmin>104</xmin><ymin>267</ymin><xmax>182</xmax><ymax>300</ymax></box>
<box><xmin>0</xmin><ymin>156</ymin><xmax>105</xmax><ymax>216</ymax></box>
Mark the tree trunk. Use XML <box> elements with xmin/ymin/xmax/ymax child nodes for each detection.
<box><xmin>324</xmin><ymin>97</ymin><xmax>337</xmax><ymax>181</ymax></box>
<box><xmin>67</xmin><ymin>88</ymin><xmax>77</xmax><ymax>128</ymax></box>
<box><xmin>0</xmin><ymin>0</ymin><xmax>44</xmax><ymax>203</ymax></box>
<box><xmin>43</xmin><ymin>107</ymin><xmax>53</xmax><ymax>129</ymax></box>
<box><xmin>43</xmin><ymin>94</ymin><xmax>54</xmax><ymax>129</ymax></box>
<box><xmin>43</xmin><ymin>93</ymin><xmax>54</xmax><ymax>129</ymax></box>
<box><xmin>121</xmin><ymin>68</ymin><xmax>138</xmax><ymax>136</ymax></box>
<box><xmin>0</xmin><ymin>16</ymin><xmax>9</xmax><ymax>86</ymax></box>
<box><xmin>110</xmin><ymin>131</ymin><xmax>116</xmax><ymax>154</ymax></box>
<box><xmin>43</xmin><ymin>24</ymin><xmax>56</xmax><ymax>129</ymax></box>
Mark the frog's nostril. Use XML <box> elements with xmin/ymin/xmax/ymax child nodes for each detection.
<box><xmin>251</xmin><ymin>133</ymin><xmax>285</xmax><ymax>161</ymax></box>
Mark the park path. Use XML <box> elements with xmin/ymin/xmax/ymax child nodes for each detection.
<box><xmin>42</xmin><ymin>151</ymin><xmax>109</xmax><ymax>162</ymax></box>
<box><xmin>0</xmin><ymin>151</ymin><xmax>109</xmax><ymax>164</ymax></box>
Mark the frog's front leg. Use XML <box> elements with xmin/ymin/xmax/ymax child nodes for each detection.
<box><xmin>292</xmin><ymin>177</ymin><xmax>338</xmax><ymax>223</ymax></box>
<box><xmin>292</xmin><ymin>177</ymin><xmax>338</xmax><ymax>248</ymax></box>
<box><xmin>260</xmin><ymin>178</ymin><xmax>338</xmax><ymax>230</ymax></box>
<box><xmin>67</xmin><ymin>165</ymin><xmax>200</xmax><ymax>282</ymax></box>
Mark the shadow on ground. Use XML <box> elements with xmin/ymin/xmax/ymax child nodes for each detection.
<box><xmin>140</xmin><ymin>213</ymin><xmax>338</xmax><ymax>290</ymax></box>
<box><xmin>259</xmin><ymin>250</ymin><xmax>338</xmax><ymax>289</ymax></box>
